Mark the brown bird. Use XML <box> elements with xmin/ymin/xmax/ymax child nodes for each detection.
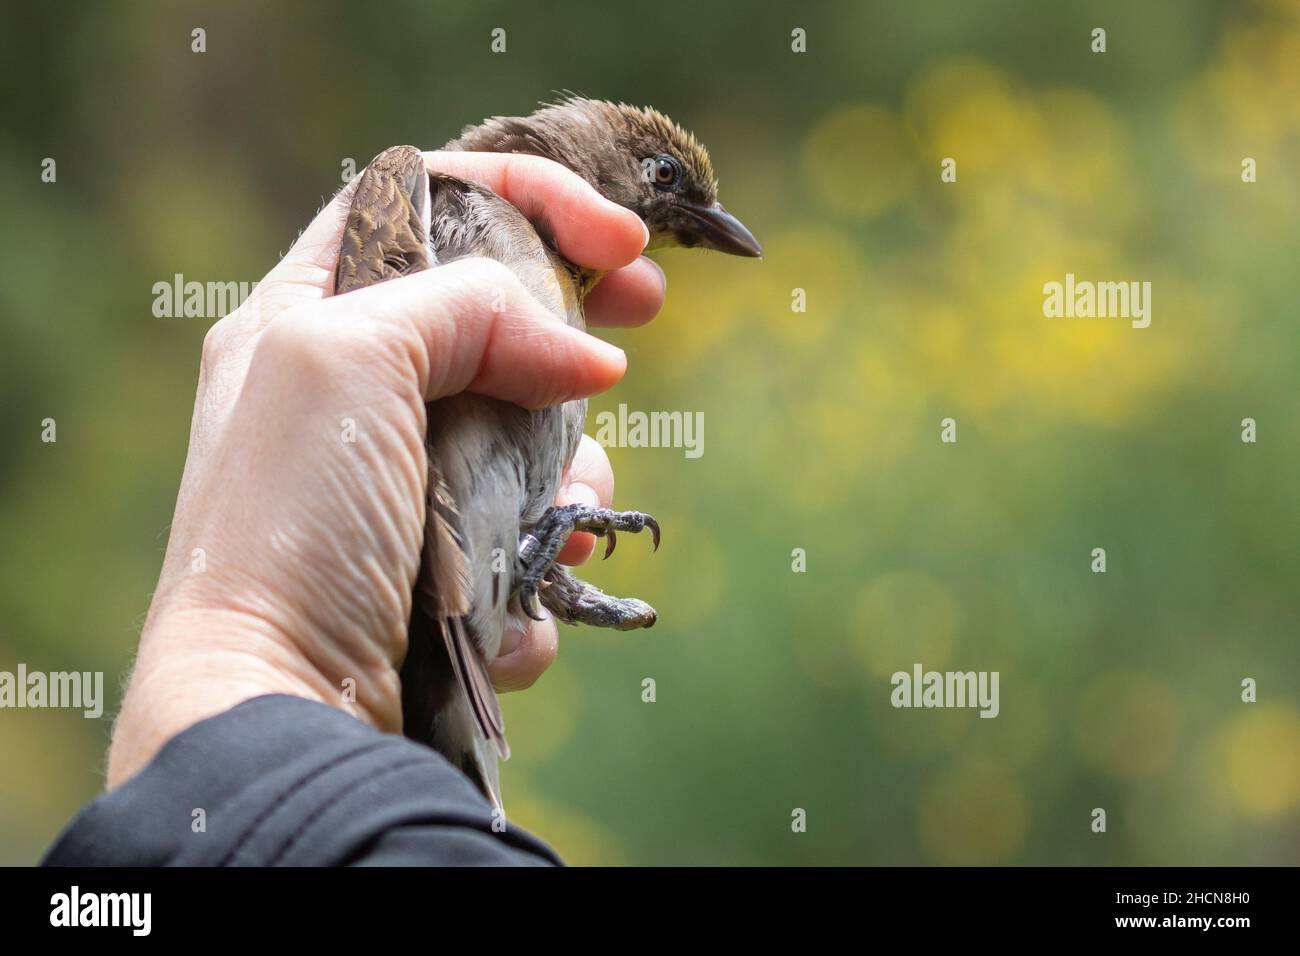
<box><xmin>334</xmin><ymin>98</ymin><xmax>760</xmax><ymax>807</ymax></box>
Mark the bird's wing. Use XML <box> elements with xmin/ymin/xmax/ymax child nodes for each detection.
<box><xmin>335</xmin><ymin>145</ymin><xmax>432</xmax><ymax>295</ymax></box>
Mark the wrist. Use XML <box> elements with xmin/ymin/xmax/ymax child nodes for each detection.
<box><xmin>107</xmin><ymin>605</ymin><xmax>402</xmax><ymax>789</ymax></box>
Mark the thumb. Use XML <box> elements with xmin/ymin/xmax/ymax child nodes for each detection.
<box><xmin>310</xmin><ymin>256</ymin><xmax>628</xmax><ymax>409</ymax></box>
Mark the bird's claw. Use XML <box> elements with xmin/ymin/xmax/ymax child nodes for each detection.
<box><xmin>590</xmin><ymin>515</ymin><xmax>660</xmax><ymax>561</ymax></box>
<box><xmin>515</xmin><ymin>505</ymin><xmax>661</xmax><ymax>617</ymax></box>
<box><xmin>597</xmin><ymin>515</ymin><xmax>657</xmax><ymax>559</ymax></box>
<box><xmin>519</xmin><ymin>584</ymin><xmax>546</xmax><ymax>622</ymax></box>
<box><xmin>644</xmin><ymin>516</ymin><xmax>661</xmax><ymax>552</ymax></box>
<box><xmin>572</xmin><ymin>508</ymin><xmax>659</xmax><ymax>553</ymax></box>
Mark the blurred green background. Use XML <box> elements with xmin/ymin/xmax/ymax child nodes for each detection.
<box><xmin>2</xmin><ymin>0</ymin><xmax>1298</xmax><ymax>865</ymax></box>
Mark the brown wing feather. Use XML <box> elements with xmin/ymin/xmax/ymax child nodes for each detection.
<box><xmin>416</xmin><ymin>468</ymin><xmax>471</xmax><ymax>617</ymax></box>
<box><xmin>335</xmin><ymin>145</ymin><xmax>431</xmax><ymax>295</ymax></box>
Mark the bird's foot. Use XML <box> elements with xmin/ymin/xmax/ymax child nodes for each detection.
<box><xmin>515</xmin><ymin>504</ymin><xmax>660</xmax><ymax>621</ymax></box>
<box><xmin>537</xmin><ymin>565</ymin><xmax>657</xmax><ymax>630</ymax></box>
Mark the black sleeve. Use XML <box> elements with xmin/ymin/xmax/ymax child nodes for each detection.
<box><xmin>40</xmin><ymin>695</ymin><xmax>562</xmax><ymax>867</ymax></box>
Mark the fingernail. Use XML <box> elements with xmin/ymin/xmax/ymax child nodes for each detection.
<box><xmin>644</xmin><ymin>255</ymin><xmax>666</xmax><ymax>292</ymax></box>
<box><xmin>602</xmin><ymin>197</ymin><xmax>648</xmax><ymax>249</ymax></box>
<box><xmin>587</xmin><ymin>334</ymin><xmax>627</xmax><ymax>367</ymax></box>
<box><xmin>564</xmin><ymin>481</ymin><xmax>601</xmax><ymax>509</ymax></box>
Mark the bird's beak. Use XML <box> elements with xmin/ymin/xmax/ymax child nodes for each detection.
<box><xmin>680</xmin><ymin>202</ymin><xmax>763</xmax><ymax>258</ymax></box>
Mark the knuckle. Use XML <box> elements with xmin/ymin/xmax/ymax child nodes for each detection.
<box><xmin>255</xmin><ymin>308</ymin><xmax>343</xmax><ymax>376</ymax></box>
<box><xmin>362</xmin><ymin>313</ymin><xmax>431</xmax><ymax>391</ymax></box>
<box><xmin>199</xmin><ymin>315</ymin><xmax>243</xmax><ymax>370</ymax></box>
<box><xmin>199</xmin><ymin>322</ymin><xmax>226</xmax><ymax>368</ymax></box>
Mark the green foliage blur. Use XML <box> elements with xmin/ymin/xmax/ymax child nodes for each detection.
<box><xmin>2</xmin><ymin>0</ymin><xmax>1297</xmax><ymax>865</ymax></box>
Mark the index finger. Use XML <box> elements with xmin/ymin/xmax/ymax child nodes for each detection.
<box><xmin>423</xmin><ymin>151</ymin><xmax>650</xmax><ymax>271</ymax></box>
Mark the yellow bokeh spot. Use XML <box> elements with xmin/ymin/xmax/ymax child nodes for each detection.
<box><xmin>851</xmin><ymin>571</ymin><xmax>962</xmax><ymax>678</ymax></box>
<box><xmin>1217</xmin><ymin>704</ymin><xmax>1300</xmax><ymax>820</ymax></box>
<box><xmin>1029</xmin><ymin>87</ymin><xmax>1133</xmax><ymax>226</ymax></box>
<box><xmin>1177</xmin><ymin>20</ymin><xmax>1300</xmax><ymax>197</ymax></box>
<box><xmin>926</xmin><ymin>212</ymin><xmax>1202</xmax><ymax>430</ymax></box>
<box><xmin>919</xmin><ymin>757</ymin><xmax>1027</xmax><ymax>864</ymax></box>
<box><xmin>1252</xmin><ymin>0</ymin><xmax>1300</xmax><ymax>19</ymax></box>
<box><xmin>906</xmin><ymin>59</ymin><xmax>1042</xmax><ymax>179</ymax></box>
<box><xmin>802</xmin><ymin>104</ymin><xmax>917</xmax><ymax>218</ymax></box>
<box><xmin>1076</xmin><ymin>672</ymin><xmax>1180</xmax><ymax>778</ymax></box>
<box><xmin>752</xmin><ymin>224</ymin><xmax>866</xmax><ymax>346</ymax></box>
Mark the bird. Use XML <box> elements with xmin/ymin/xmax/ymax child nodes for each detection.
<box><xmin>334</xmin><ymin>97</ymin><xmax>761</xmax><ymax>808</ymax></box>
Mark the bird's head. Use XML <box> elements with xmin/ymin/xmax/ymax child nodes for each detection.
<box><xmin>452</xmin><ymin>97</ymin><xmax>763</xmax><ymax>258</ymax></box>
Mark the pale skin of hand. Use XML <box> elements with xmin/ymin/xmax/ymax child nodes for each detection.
<box><xmin>106</xmin><ymin>152</ymin><xmax>666</xmax><ymax>790</ymax></box>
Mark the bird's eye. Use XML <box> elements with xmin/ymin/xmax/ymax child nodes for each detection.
<box><xmin>642</xmin><ymin>155</ymin><xmax>682</xmax><ymax>189</ymax></box>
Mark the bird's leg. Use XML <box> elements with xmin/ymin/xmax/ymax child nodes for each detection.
<box><xmin>537</xmin><ymin>564</ymin><xmax>657</xmax><ymax>630</ymax></box>
<box><xmin>516</xmin><ymin>504</ymin><xmax>660</xmax><ymax>621</ymax></box>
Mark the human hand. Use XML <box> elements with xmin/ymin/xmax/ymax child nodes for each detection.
<box><xmin>107</xmin><ymin>152</ymin><xmax>665</xmax><ymax>788</ymax></box>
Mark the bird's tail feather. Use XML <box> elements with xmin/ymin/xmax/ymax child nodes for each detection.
<box><xmin>418</xmin><ymin>463</ymin><xmax>510</xmax><ymax>761</ymax></box>
<box><xmin>470</xmin><ymin>732</ymin><xmax>504</xmax><ymax>812</ymax></box>
<box><xmin>439</xmin><ymin>615</ymin><xmax>509</xmax><ymax>760</ymax></box>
